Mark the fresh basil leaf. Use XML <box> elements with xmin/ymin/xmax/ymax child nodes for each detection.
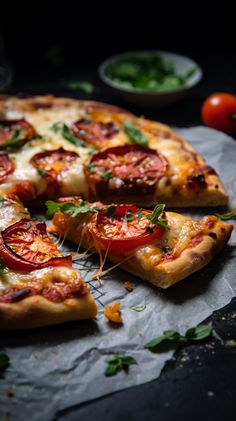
<box><xmin>46</xmin><ymin>200</ymin><xmax>100</xmax><ymax>219</ymax></box>
<box><xmin>105</xmin><ymin>205</ymin><xmax>117</xmax><ymax>218</ymax></box>
<box><xmin>25</xmin><ymin>222</ymin><xmax>32</xmax><ymax>230</ymax></box>
<box><xmin>101</xmin><ymin>171</ymin><xmax>113</xmax><ymax>180</ymax></box>
<box><xmin>67</xmin><ymin>81</ymin><xmax>94</xmax><ymax>94</ymax></box>
<box><xmin>124</xmin><ymin>121</ymin><xmax>149</xmax><ymax>146</ymax></box>
<box><xmin>145</xmin><ymin>329</ymin><xmax>183</xmax><ymax>352</ymax></box>
<box><xmin>105</xmin><ymin>354</ymin><xmax>137</xmax><ymax>377</ymax></box>
<box><xmin>130</xmin><ymin>305</ymin><xmax>146</xmax><ymax>312</ymax></box>
<box><xmin>0</xmin><ymin>353</ymin><xmax>10</xmax><ymax>371</ymax></box>
<box><xmin>87</xmin><ymin>163</ymin><xmax>95</xmax><ymax>173</ymax></box>
<box><xmin>0</xmin><ymin>128</ymin><xmax>24</xmax><ymax>149</ymax></box>
<box><xmin>147</xmin><ymin>204</ymin><xmax>169</xmax><ymax>231</ymax></box>
<box><xmin>0</xmin><ymin>262</ymin><xmax>7</xmax><ymax>276</ymax></box>
<box><xmin>50</xmin><ymin>122</ymin><xmax>86</xmax><ymax>147</ymax></box>
<box><xmin>185</xmin><ymin>324</ymin><xmax>212</xmax><ymax>341</ymax></box>
<box><xmin>215</xmin><ymin>210</ymin><xmax>236</xmax><ymax>221</ymax></box>
<box><xmin>36</xmin><ymin>167</ymin><xmax>47</xmax><ymax>177</ymax></box>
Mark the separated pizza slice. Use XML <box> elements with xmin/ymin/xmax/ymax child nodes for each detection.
<box><xmin>47</xmin><ymin>197</ymin><xmax>233</xmax><ymax>289</ymax></box>
<box><xmin>0</xmin><ymin>195</ymin><xmax>97</xmax><ymax>330</ymax></box>
<box><xmin>0</xmin><ymin>95</ymin><xmax>228</xmax><ymax>207</ymax></box>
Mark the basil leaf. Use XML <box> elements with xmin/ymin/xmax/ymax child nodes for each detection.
<box><xmin>101</xmin><ymin>171</ymin><xmax>113</xmax><ymax>180</ymax></box>
<box><xmin>105</xmin><ymin>354</ymin><xmax>137</xmax><ymax>377</ymax></box>
<box><xmin>67</xmin><ymin>81</ymin><xmax>94</xmax><ymax>94</ymax></box>
<box><xmin>46</xmin><ymin>200</ymin><xmax>100</xmax><ymax>219</ymax></box>
<box><xmin>145</xmin><ymin>329</ymin><xmax>183</xmax><ymax>352</ymax></box>
<box><xmin>36</xmin><ymin>167</ymin><xmax>47</xmax><ymax>177</ymax></box>
<box><xmin>87</xmin><ymin>163</ymin><xmax>95</xmax><ymax>173</ymax></box>
<box><xmin>130</xmin><ymin>305</ymin><xmax>146</xmax><ymax>312</ymax></box>
<box><xmin>215</xmin><ymin>210</ymin><xmax>236</xmax><ymax>221</ymax></box>
<box><xmin>50</xmin><ymin>122</ymin><xmax>86</xmax><ymax>147</ymax></box>
<box><xmin>147</xmin><ymin>204</ymin><xmax>169</xmax><ymax>231</ymax></box>
<box><xmin>124</xmin><ymin>121</ymin><xmax>149</xmax><ymax>146</ymax></box>
<box><xmin>0</xmin><ymin>128</ymin><xmax>24</xmax><ymax>149</ymax></box>
<box><xmin>0</xmin><ymin>262</ymin><xmax>7</xmax><ymax>276</ymax></box>
<box><xmin>185</xmin><ymin>324</ymin><xmax>212</xmax><ymax>341</ymax></box>
<box><xmin>0</xmin><ymin>353</ymin><xmax>10</xmax><ymax>371</ymax></box>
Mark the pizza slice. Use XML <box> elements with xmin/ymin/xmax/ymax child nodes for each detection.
<box><xmin>0</xmin><ymin>195</ymin><xmax>97</xmax><ymax>330</ymax></box>
<box><xmin>47</xmin><ymin>197</ymin><xmax>233</xmax><ymax>289</ymax></box>
<box><xmin>0</xmin><ymin>95</ymin><xmax>228</xmax><ymax>207</ymax></box>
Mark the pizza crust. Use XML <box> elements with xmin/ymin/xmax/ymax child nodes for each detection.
<box><xmin>0</xmin><ymin>291</ymin><xmax>97</xmax><ymax>330</ymax></box>
<box><xmin>116</xmin><ymin>220</ymin><xmax>233</xmax><ymax>288</ymax></box>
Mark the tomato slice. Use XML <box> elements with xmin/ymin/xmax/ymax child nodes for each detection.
<box><xmin>0</xmin><ymin>219</ymin><xmax>71</xmax><ymax>272</ymax></box>
<box><xmin>0</xmin><ymin>119</ymin><xmax>36</xmax><ymax>148</ymax></box>
<box><xmin>85</xmin><ymin>145</ymin><xmax>168</xmax><ymax>197</ymax></box>
<box><xmin>0</xmin><ymin>153</ymin><xmax>15</xmax><ymax>184</ymax></box>
<box><xmin>89</xmin><ymin>204</ymin><xmax>165</xmax><ymax>255</ymax></box>
<box><xmin>72</xmin><ymin>119</ymin><xmax>118</xmax><ymax>147</ymax></box>
<box><xmin>30</xmin><ymin>147</ymin><xmax>79</xmax><ymax>184</ymax></box>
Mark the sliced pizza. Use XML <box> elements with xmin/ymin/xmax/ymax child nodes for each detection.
<box><xmin>0</xmin><ymin>195</ymin><xmax>97</xmax><ymax>330</ymax></box>
<box><xmin>0</xmin><ymin>95</ymin><xmax>228</xmax><ymax>207</ymax></box>
<box><xmin>47</xmin><ymin>197</ymin><xmax>233</xmax><ymax>289</ymax></box>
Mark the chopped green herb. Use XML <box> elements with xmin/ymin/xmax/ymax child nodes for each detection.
<box><xmin>145</xmin><ymin>324</ymin><xmax>212</xmax><ymax>353</ymax></box>
<box><xmin>87</xmin><ymin>163</ymin><xmax>95</xmax><ymax>173</ymax></box>
<box><xmin>124</xmin><ymin>121</ymin><xmax>149</xmax><ymax>147</ymax></box>
<box><xmin>0</xmin><ymin>128</ymin><xmax>24</xmax><ymax>149</ymax></box>
<box><xmin>105</xmin><ymin>205</ymin><xmax>117</xmax><ymax>218</ymax></box>
<box><xmin>0</xmin><ymin>353</ymin><xmax>10</xmax><ymax>372</ymax></box>
<box><xmin>36</xmin><ymin>167</ymin><xmax>47</xmax><ymax>177</ymax></box>
<box><xmin>147</xmin><ymin>204</ymin><xmax>169</xmax><ymax>231</ymax></box>
<box><xmin>0</xmin><ymin>262</ymin><xmax>7</xmax><ymax>276</ymax></box>
<box><xmin>105</xmin><ymin>53</ymin><xmax>197</xmax><ymax>92</ymax></box>
<box><xmin>0</xmin><ymin>196</ymin><xmax>5</xmax><ymax>208</ymax></box>
<box><xmin>215</xmin><ymin>210</ymin><xmax>236</xmax><ymax>221</ymax></box>
<box><xmin>25</xmin><ymin>222</ymin><xmax>32</xmax><ymax>230</ymax></box>
<box><xmin>67</xmin><ymin>81</ymin><xmax>94</xmax><ymax>94</ymax></box>
<box><xmin>105</xmin><ymin>354</ymin><xmax>137</xmax><ymax>377</ymax></box>
<box><xmin>130</xmin><ymin>305</ymin><xmax>146</xmax><ymax>312</ymax></box>
<box><xmin>46</xmin><ymin>200</ymin><xmax>100</xmax><ymax>219</ymax></box>
<box><xmin>101</xmin><ymin>171</ymin><xmax>113</xmax><ymax>180</ymax></box>
<box><xmin>50</xmin><ymin>122</ymin><xmax>86</xmax><ymax>147</ymax></box>
<box><xmin>31</xmin><ymin>132</ymin><xmax>44</xmax><ymax>140</ymax></box>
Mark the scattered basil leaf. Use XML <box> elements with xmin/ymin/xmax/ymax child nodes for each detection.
<box><xmin>87</xmin><ymin>163</ymin><xmax>95</xmax><ymax>173</ymax></box>
<box><xmin>36</xmin><ymin>167</ymin><xmax>47</xmax><ymax>177</ymax></box>
<box><xmin>105</xmin><ymin>205</ymin><xmax>117</xmax><ymax>218</ymax></box>
<box><xmin>124</xmin><ymin>121</ymin><xmax>149</xmax><ymax>146</ymax></box>
<box><xmin>0</xmin><ymin>262</ymin><xmax>7</xmax><ymax>276</ymax></box>
<box><xmin>105</xmin><ymin>354</ymin><xmax>137</xmax><ymax>377</ymax></box>
<box><xmin>67</xmin><ymin>81</ymin><xmax>94</xmax><ymax>94</ymax></box>
<box><xmin>145</xmin><ymin>323</ymin><xmax>212</xmax><ymax>353</ymax></box>
<box><xmin>147</xmin><ymin>204</ymin><xmax>169</xmax><ymax>231</ymax></box>
<box><xmin>130</xmin><ymin>305</ymin><xmax>146</xmax><ymax>312</ymax></box>
<box><xmin>185</xmin><ymin>324</ymin><xmax>212</xmax><ymax>341</ymax></box>
<box><xmin>0</xmin><ymin>353</ymin><xmax>10</xmax><ymax>371</ymax></box>
<box><xmin>25</xmin><ymin>222</ymin><xmax>32</xmax><ymax>230</ymax></box>
<box><xmin>0</xmin><ymin>196</ymin><xmax>5</xmax><ymax>208</ymax></box>
<box><xmin>145</xmin><ymin>330</ymin><xmax>183</xmax><ymax>352</ymax></box>
<box><xmin>101</xmin><ymin>171</ymin><xmax>113</xmax><ymax>180</ymax></box>
<box><xmin>46</xmin><ymin>200</ymin><xmax>100</xmax><ymax>219</ymax></box>
<box><xmin>50</xmin><ymin>122</ymin><xmax>86</xmax><ymax>147</ymax></box>
<box><xmin>0</xmin><ymin>128</ymin><xmax>24</xmax><ymax>149</ymax></box>
<box><xmin>215</xmin><ymin>210</ymin><xmax>236</xmax><ymax>221</ymax></box>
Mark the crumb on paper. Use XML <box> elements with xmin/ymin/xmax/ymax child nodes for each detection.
<box><xmin>104</xmin><ymin>303</ymin><xmax>123</xmax><ymax>324</ymax></box>
<box><xmin>207</xmin><ymin>391</ymin><xmax>215</xmax><ymax>397</ymax></box>
<box><xmin>124</xmin><ymin>281</ymin><xmax>135</xmax><ymax>292</ymax></box>
<box><xmin>225</xmin><ymin>339</ymin><xmax>236</xmax><ymax>348</ymax></box>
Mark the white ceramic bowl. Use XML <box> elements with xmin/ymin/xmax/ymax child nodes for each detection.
<box><xmin>99</xmin><ymin>51</ymin><xmax>202</xmax><ymax>108</ymax></box>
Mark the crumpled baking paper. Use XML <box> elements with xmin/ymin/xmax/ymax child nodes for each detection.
<box><xmin>0</xmin><ymin>126</ymin><xmax>236</xmax><ymax>420</ymax></box>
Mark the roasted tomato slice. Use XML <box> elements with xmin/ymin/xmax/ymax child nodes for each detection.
<box><xmin>85</xmin><ymin>145</ymin><xmax>168</xmax><ymax>197</ymax></box>
<box><xmin>0</xmin><ymin>219</ymin><xmax>71</xmax><ymax>272</ymax></box>
<box><xmin>72</xmin><ymin>118</ymin><xmax>118</xmax><ymax>147</ymax></box>
<box><xmin>0</xmin><ymin>153</ymin><xmax>15</xmax><ymax>184</ymax></box>
<box><xmin>0</xmin><ymin>119</ymin><xmax>36</xmax><ymax>148</ymax></box>
<box><xmin>89</xmin><ymin>204</ymin><xmax>165</xmax><ymax>255</ymax></box>
<box><xmin>30</xmin><ymin>147</ymin><xmax>79</xmax><ymax>184</ymax></box>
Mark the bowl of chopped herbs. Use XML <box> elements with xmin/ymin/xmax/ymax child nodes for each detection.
<box><xmin>99</xmin><ymin>51</ymin><xmax>202</xmax><ymax>107</ymax></box>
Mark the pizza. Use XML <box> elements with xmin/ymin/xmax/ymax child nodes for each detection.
<box><xmin>47</xmin><ymin>197</ymin><xmax>233</xmax><ymax>289</ymax></box>
<box><xmin>0</xmin><ymin>95</ymin><xmax>228</xmax><ymax>207</ymax></box>
<box><xmin>0</xmin><ymin>94</ymin><xmax>233</xmax><ymax>330</ymax></box>
<box><xmin>0</xmin><ymin>194</ymin><xmax>97</xmax><ymax>330</ymax></box>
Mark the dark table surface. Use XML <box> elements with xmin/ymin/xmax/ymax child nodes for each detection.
<box><xmin>3</xmin><ymin>51</ymin><xmax>236</xmax><ymax>421</ymax></box>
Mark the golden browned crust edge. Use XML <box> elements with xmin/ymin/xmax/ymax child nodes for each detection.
<box><xmin>0</xmin><ymin>291</ymin><xmax>97</xmax><ymax>330</ymax></box>
<box><xmin>50</xmin><ymin>216</ymin><xmax>233</xmax><ymax>290</ymax></box>
<box><xmin>117</xmin><ymin>220</ymin><xmax>233</xmax><ymax>288</ymax></box>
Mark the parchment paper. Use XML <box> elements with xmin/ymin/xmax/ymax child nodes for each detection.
<box><xmin>0</xmin><ymin>126</ymin><xmax>236</xmax><ymax>420</ymax></box>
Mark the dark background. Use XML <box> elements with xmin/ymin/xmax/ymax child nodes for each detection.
<box><xmin>1</xmin><ymin>4</ymin><xmax>236</xmax><ymax>420</ymax></box>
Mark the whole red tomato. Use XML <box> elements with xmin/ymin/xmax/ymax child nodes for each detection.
<box><xmin>201</xmin><ymin>93</ymin><xmax>236</xmax><ymax>133</ymax></box>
